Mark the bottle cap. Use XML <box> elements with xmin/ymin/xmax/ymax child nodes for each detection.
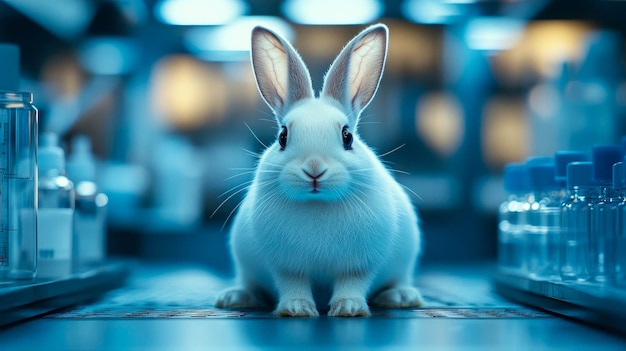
<box><xmin>592</xmin><ymin>145</ymin><xmax>624</xmax><ymax>184</ymax></box>
<box><xmin>613</xmin><ymin>162</ymin><xmax>624</xmax><ymax>190</ymax></box>
<box><xmin>554</xmin><ymin>151</ymin><xmax>589</xmax><ymax>183</ymax></box>
<box><xmin>503</xmin><ymin>163</ymin><xmax>529</xmax><ymax>194</ymax></box>
<box><xmin>38</xmin><ymin>132</ymin><xmax>65</xmax><ymax>174</ymax></box>
<box><xmin>66</xmin><ymin>135</ymin><xmax>96</xmax><ymax>182</ymax></box>
<box><xmin>567</xmin><ymin>161</ymin><xmax>594</xmax><ymax>188</ymax></box>
<box><xmin>527</xmin><ymin>161</ymin><xmax>559</xmax><ymax>192</ymax></box>
<box><xmin>0</xmin><ymin>43</ymin><xmax>20</xmax><ymax>91</ymax></box>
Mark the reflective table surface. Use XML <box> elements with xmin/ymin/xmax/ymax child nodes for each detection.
<box><xmin>1</xmin><ymin>262</ymin><xmax>625</xmax><ymax>350</ymax></box>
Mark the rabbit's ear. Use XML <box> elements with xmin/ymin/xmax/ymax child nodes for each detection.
<box><xmin>251</xmin><ymin>26</ymin><xmax>314</xmax><ymax>120</ymax></box>
<box><xmin>321</xmin><ymin>24</ymin><xmax>388</xmax><ymax>126</ymax></box>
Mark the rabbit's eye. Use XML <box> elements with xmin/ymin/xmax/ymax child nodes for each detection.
<box><xmin>342</xmin><ymin>126</ymin><xmax>353</xmax><ymax>150</ymax></box>
<box><xmin>279</xmin><ymin>126</ymin><xmax>288</xmax><ymax>150</ymax></box>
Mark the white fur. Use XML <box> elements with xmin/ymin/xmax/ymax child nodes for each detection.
<box><xmin>216</xmin><ymin>24</ymin><xmax>424</xmax><ymax>317</ymax></box>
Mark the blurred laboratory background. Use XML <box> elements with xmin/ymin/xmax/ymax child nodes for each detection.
<box><xmin>2</xmin><ymin>0</ymin><xmax>625</xmax><ymax>269</ymax></box>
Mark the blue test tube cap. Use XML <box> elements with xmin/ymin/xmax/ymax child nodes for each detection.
<box><xmin>567</xmin><ymin>161</ymin><xmax>594</xmax><ymax>188</ymax></box>
<box><xmin>0</xmin><ymin>43</ymin><xmax>19</xmax><ymax>91</ymax></box>
<box><xmin>554</xmin><ymin>151</ymin><xmax>589</xmax><ymax>183</ymax></box>
<box><xmin>503</xmin><ymin>163</ymin><xmax>530</xmax><ymax>194</ymax></box>
<box><xmin>527</xmin><ymin>161</ymin><xmax>559</xmax><ymax>191</ymax></box>
<box><xmin>592</xmin><ymin>145</ymin><xmax>624</xmax><ymax>184</ymax></box>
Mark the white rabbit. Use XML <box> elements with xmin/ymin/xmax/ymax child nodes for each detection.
<box><xmin>215</xmin><ymin>23</ymin><xmax>424</xmax><ymax>317</ymax></box>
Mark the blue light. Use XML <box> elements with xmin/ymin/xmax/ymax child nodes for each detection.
<box><xmin>282</xmin><ymin>0</ymin><xmax>383</xmax><ymax>25</ymax></box>
<box><xmin>465</xmin><ymin>17</ymin><xmax>525</xmax><ymax>51</ymax></box>
<box><xmin>155</xmin><ymin>0</ymin><xmax>248</xmax><ymax>26</ymax></box>
<box><xmin>402</xmin><ymin>0</ymin><xmax>461</xmax><ymax>25</ymax></box>
<box><xmin>79</xmin><ymin>37</ymin><xmax>137</xmax><ymax>75</ymax></box>
<box><xmin>185</xmin><ymin>16</ymin><xmax>293</xmax><ymax>61</ymax></box>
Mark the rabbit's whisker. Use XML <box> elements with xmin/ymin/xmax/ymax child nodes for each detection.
<box><xmin>212</xmin><ymin>183</ymin><xmax>255</xmax><ymax>218</ymax></box>
<box><xmin>398</xmin><ymin>183</ymin><xmax>422</xmax><ymax>201</ymax></box>
<box><xmin>244</xmin><ymin>122</ymin><xmax>269</xmax><ymax>149</ymax></box>
<box><xmin>261</xmin><ymin>161</ymin><xmax>284</xmax><ymax>170</ymax></box>
<box><xmin>241</xmin><ymin>148</ymin><xmax>262</xmax><ymax>159</ymax></box>
<box><xmin>226</xmin><ymin>169</ymin><xmax>280</xmax><ymax>182</ymax></box>
<box><xmin>229</xmin><ymin>167</ymin><xmax>256</xmax><ymax>171</ymax></box>
<box><xmin>221</xmin><ymin>196</ymin><xmax>246</xmax><ymax>232</ymax></box>
<box><xmin>218</xmin><ymin>180</ymin><xmax>254</xmax><ymax>198</ymax></box>
<box><xmin>351</xmin><ymin>168</ymin><xmax>376</xmax><ymax>173</ymax></box>
<box><xmin>378</xmin><ymin>144</ymin><xmax>405</xmax><ymax>158</ymax></box>
<box><xmin>225</xmin><ymin>171</ymin><xmax>256</xmax><ymax>181</ymax></box>
<box><xmin>256</xmin><ymin>108</ymin><xmax>275</xmax><ymax>119</ymax></box>
<box><xmin>387</xmin><ymin>168</ymin><xmax>410</xmax><ymax>175</ymax></box>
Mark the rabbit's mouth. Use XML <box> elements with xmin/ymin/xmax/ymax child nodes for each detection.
<box><xmin>304</xmin><ymin>169</ymin><xmax>325</xmax><ymax>194</ymax></box>
<box><xmin>280</xmin><ymin>168</ymin><xmax>349</xmax><ymax>201</ymax></box>
<box><xmin>311</xmin><ymin>178</ymin><xmax>320</xmax><ymax>193</ymax></box>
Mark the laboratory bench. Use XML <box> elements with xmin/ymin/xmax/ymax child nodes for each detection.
<box><xmin>1</xmin><ymin>259</ymin><xmax>626</xmax><ymax>351</ymax></box>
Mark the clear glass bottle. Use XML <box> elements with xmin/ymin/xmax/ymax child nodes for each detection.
<box><xmin>66</xmin><ymin>135</ymin><xmax>107</xmax><ymax>270</ymax></box>
<box><xmin>37</xmin><ymin>133</ymin><xmax>74</xmax><ymax>279</ymax></box>
<box><xmin>560</xmin><ymin>162</ymin><xmax>597</xmax><ymax>282</ymax></box>
<box><xmin>0</xmin><ymin>43</ymin><xmax>38</xmax><ymax>282</ymax></box>
<box><xmin>613</xmin><ymin>161</ymin><xmax>626</xmax><ymax>288</ymax></box>
<box><xmin>526</xmin><ymin>160</ymin><xmax>561</xmax><ymax>280</ymax></box>
<box><xmin>589</xmin><ymin>145</ymin><xmax>623</xmax><ymax>284</ymax></box>
<box><xmin>498</xmin><ymin>163</ymin><xmax>530</xmax><ymax>274</ymax></box>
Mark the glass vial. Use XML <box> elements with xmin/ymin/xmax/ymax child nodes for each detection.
<box><xmin>37</xmin><ymin>133</ymin><xmax>74</xmax><ymax>279</ymax></box>
<box><xmin>498</xmin><ymin>163</ymin><xmax>530</xmax><ymax>273</ymax></box>
<box><xmin>526</xmin><ymin>160</ymin><xmax>561</xmax><ymax>279</ymax></box>
<box><xmin>0</xmin><ymin>44</ymin><xmax>38</xmax><ymax>282</ymax></box>
<box><xmin>614</xmin><ymin>161</ymin><xmax>626</xmax><ymax>288</ymax></box>
<box><xmin>560</xmin><ymin>162</ymin><xmax>596</xmax><ymax>282</ymax></box>
<box><xmin>589</xmin><ymin>145</ymin><xmax>624</xmax><ymax>284</ymax></box>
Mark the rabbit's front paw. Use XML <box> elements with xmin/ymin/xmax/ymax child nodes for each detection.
<box><xmin>371</xmin><ymin>286</ymin><xmax>424</xmax><ymax>308</ymax></box>
<box><xmin>328</xmin><ymin>297</ymin><xmax>370</xmax><ymax>317</ymax></box>
<box><xmin>215</xmin><ymin>288</ymin><xmax>260</xmax><ymax>309</ymax></box>
<box><xmin>274</xmin><ymin>298</ymin><xmax>319</xmax><ymax>317</ymax></box>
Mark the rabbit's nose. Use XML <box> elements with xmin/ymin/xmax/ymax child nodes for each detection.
<box><xmin>303</xmin><ymin>169</ymin><xmax>326</xmax><ymax>180</ymax></box>
<box><xmin>302</xmin><ymin>158</ymin><xmax>327</xmax><ymax>179</ymax></box>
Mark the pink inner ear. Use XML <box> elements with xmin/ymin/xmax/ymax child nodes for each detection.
<box><xmin>252</xmin><ymin>31</ymin><xmax>290</xmax><ymax>109</ymax></box>
<box><xmin>348</xmin><ymin>31</ymin><xmax>386</xmax><ymax>110</ymax></box>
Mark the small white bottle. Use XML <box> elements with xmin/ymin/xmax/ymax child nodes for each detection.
<box><xmin>37</xmin><ymin>133</ymin><xmax>75</xmax><ymax>279</ymax></box>
<box><xmin>66</xmin><ymin>135</ymin><xmax>108</xmax><ymax>269</ymax></box>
